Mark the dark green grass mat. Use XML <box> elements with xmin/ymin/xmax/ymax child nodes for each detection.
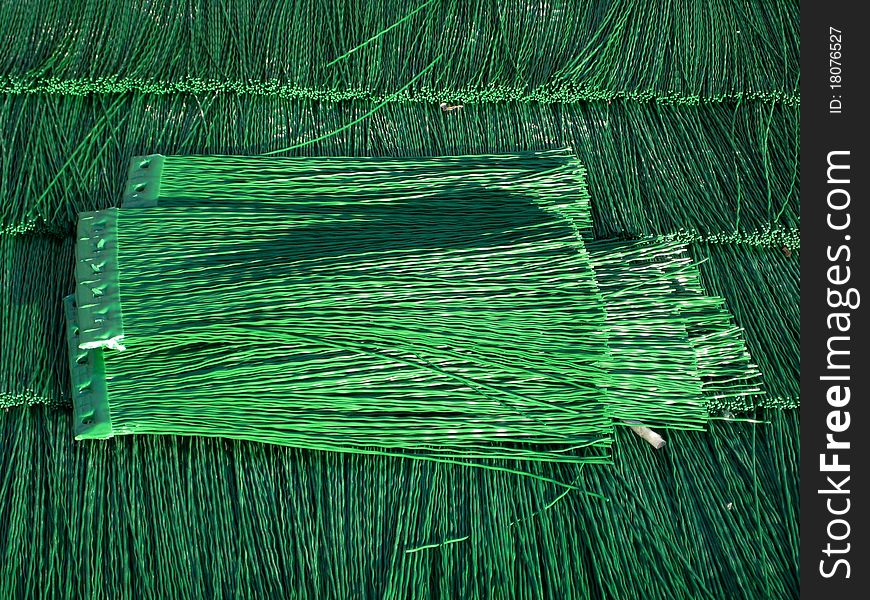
<box><xmin>0</xmin><ymin>234</ymin><xmax>74</xmax><ymax>408</ymax></box>
<box><xmin>0</xmin><ymin>0</ymin><xmax>798</xmax><ymax>104</ymax></box>
<box><xmin>1</xmin><ymin>95</ymin><xmax>799</xmax><ymax>240</ymax></box>
<box><xmin>0</xmin><ymin>405</ymin><xmax>798</xmax><ymax>599</ymax></box>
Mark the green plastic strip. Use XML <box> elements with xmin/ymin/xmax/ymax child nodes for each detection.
<box><xmin>74</xmin><ymin>208</ymin><xmax>125</xmax><ymax>350</ymax></box>
<box><xmin>122</xmin><ymin>154</ymin><xmax>165</xmax><ymax>208</ymax></box>
<box><xmin>63</xmin><ymin>294</ymin><xmax>114</xmax><ymax>439</ymax></box>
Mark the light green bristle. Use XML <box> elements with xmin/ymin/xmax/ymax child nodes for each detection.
<box><xmin>587</xmin><ymin>238</ymin><xmax>762</xmax><ymax>418</ymax></box>
<box><xmin>72</xmin><ymin>151</ymin><xmax>619</xmax><ymax>460</ymax></box>
<box><xmin>63</xmin><ymin>151</ymin><xmax>763</xmax><ymax>458</ymax></box>
<box><xmin>691</xmin><ymin>243</ymin><xmax>800</xmax><ymax>409</ymax></box>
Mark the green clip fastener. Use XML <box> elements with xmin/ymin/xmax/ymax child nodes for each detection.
<box><xmin>123</xmin><ymin>154</ymin><xmax>165</xmax><ymax>208</ymax></box>
<box><xmin>64</xmin><ymin>295</ymin><xmax>114</xmax><ymax>440</ymax></box>
<box><xmin>75</xmin><ymin>208</ymin><xmax>125</xmax><ymax>351</ymax></box>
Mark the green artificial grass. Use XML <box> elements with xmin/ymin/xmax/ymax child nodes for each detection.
<box><xmin>1</xmin><ymin>97</ymin><xmax>799</xmax><ymax>419</ymax></box>
<box><xmin>1</xmin><ymin>96</ymin><xmax>799</xmax><ymax>240</ymax></box>
<box><xmin>0</xmin><ymin>234</ymin><xmax>75</xmax><ymax>408</ymax></box>
<box><xmin>63</xmin><ymin>151</ymin><xmax>758</xmax><ymax>456</ymax></box>
<box><xmin>0</xmin><ymin>0</ymin><xmax>798</xmax><ymax>104</ymax></box>
<box><xmin>70</xmin><ymin>151</ymin><xmax>617</xmax><ymax>458</ymax></box>
<box><xmin>692</xmin><ymin>243</ymin><xmax>800</xmax><ymax>409</ymax></box>
<box><xmin>0</xmin><ymin>405</ymin><xmax>799</xmax><ymax>599</ymax></box>
<box><xmin>0</xmin><ymin>3</ymin><xmax>800</xmax><ymax>594</ymax></box>
<box><xmin>586</xmin><ymin>238</ymin><xmax>761</xmax><ymax>416</ymax></box>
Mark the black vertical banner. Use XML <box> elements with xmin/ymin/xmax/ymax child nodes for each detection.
<box><xmin>801</xmin><ymin>1</ymin><xmax>869</xmax><ymax>597</ymax></box>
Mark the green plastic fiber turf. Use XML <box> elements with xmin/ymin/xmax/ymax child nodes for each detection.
<box><xmin>72</xmin><ymin>151</ymin><xmax>617</xmax><ymax>458</ymax></box>
<box><xmin>0</xmin><ymin>96</ymin><xmax>799</xmax><ymax>240</ymax></box>
<box><xmin>0</xmin><ymin>405</ymin><xmax>799</xmax><ymax>599</ymax></box>
<box><xmin>2</xmin><ymin>236</ymin><xmax>793</xmax><ymax>416</ymax></box>
<box><xmin>586</xmin><ymin>239</ymin><xmax>761</xmax><ymax>416</ymax></box>
<box><xmin>65</xmin><ymin>151</ymin><xmax>759</xmax><ymax>456</ymax></box>
<box><xmin>0</xmin><ymin>99</ymin><xmax>799</xmax><ymax>415</ymax></box>
<box><xmin>0</xmin><ymin>234</ymin><xmax>75</xmax><ymax>407</ymax></box>
<box><xmin>0</xmin><ymin>0</ymin><xmax>800</xmax><ymax>594</ymax></box>
<box><xmin>692</xmin><ymin>243</ymin><xmax>800</xmax><ymax>409</ymax></box>
<box><xmin>0</xmin><ymin>0</ymin><xmax>798</xmax><ymax>104</ymax></box>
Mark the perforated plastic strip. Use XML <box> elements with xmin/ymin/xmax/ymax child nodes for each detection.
<box><xmin>64</xmin><ymin>294</ymin><xmax>114</xmax><ymax>439</ymax></box>
<box><xmin>122</xmin><ymin>154</ymin><xmax>165</xmax><ymax>208</ymax></box>
<box><xmin>74</xmin><ymin>208</ymin><xmax>125</xmax><ymax>350</ymax></box>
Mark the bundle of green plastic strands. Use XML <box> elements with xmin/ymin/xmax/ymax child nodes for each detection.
<box><xmin>585</xmin><ymin>239</ymin><xmax>761</xmax><ymax>420</ymax></box>
<box><xmin>67</xmin><ymin>149</ymin><xmax>759</xmax><ymax>461</ymax></box>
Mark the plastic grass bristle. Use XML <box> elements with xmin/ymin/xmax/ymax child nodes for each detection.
<box><xmin>1</xmin><ymin>95</ymin><xmax>798</xmax><ymax>239</ymax></box>
<box><xmin>692</xmin><ymin>243</ymin><xmax>800</xmax><ymax>409</ymax></box>
<box><xmin>569</xmin><ymin>409</ymin><xmax>799</xmax><ymax>599</ymax></box>
<box><xmin>587</xmin><ymin>238</ymin><xmax>762</xmax><ymax>418</ymax></box>
<box><xmin>574</xmin><ymin>101</ymin><xmax>800</xmax><ymax>240</ymax></box>
<box><xmin>67</xmin><ymin>151</ymin><xmax>762</xmax><ymax>457</ymax></box>
<box><xmin>0</xmin><ymin>404</ymin><xmax>799</xmax><ymax>598</ymax></box>
<box><xmin>0</xmin><ymin>234</ymin><xmax>75</xmax><ymax>408</ymax></box>
<box><xmin>69</xmin><ymin>151</ymin><xmax>619</xmax><ymax>458</ymax></box>
<box><xmin>115</xmin><ymin>151</ymin><xmax>592</xmax><ymax>233</ymax></box>
<box><xmin>0</xmin><ymin>96</ymin><xmax>798</xmax><ymax>414</ymax></box>
<box><xmin>0</xmin><ymin>1</ymin><xmax>801</xmax><ymax>594</ymax></box>
<box><xmin>0</xmin><ymin>0</ymin><xmax>798</xmax><ymax>104</ymax></box>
